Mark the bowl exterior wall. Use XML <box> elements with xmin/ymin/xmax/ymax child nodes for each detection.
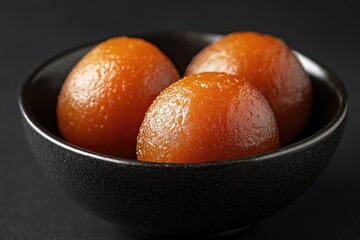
<box><xmin>23</xmin><ymin>117</ymin><xmax>345</xmax><ymax>235</ymax></box>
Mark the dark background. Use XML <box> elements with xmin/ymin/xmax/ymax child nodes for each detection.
<box><xmin>1</xmin><ymin>0</ymin><xmax>359</xmax><ymax>239</ymax></box>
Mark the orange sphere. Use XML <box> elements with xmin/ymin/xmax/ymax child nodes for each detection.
<box><xmin>136</xmin><ymin>72</ymin><xmax>280</xmax><ymax>163</ymax></box>
<box><xmin>57</xmin><ymin>37</ymin><xmax>180</xmax><ymax>159</ymax></box>
<box><xmin>186</xmin><ymin>32</ymin><xmax>312</xmax><ymax>145</ymax></box>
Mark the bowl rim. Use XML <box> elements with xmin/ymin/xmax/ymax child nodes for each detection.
<box><xmin>19</xmin><ymin>31</ymin><xmax>349</xmax><ymax>169</ymax></box>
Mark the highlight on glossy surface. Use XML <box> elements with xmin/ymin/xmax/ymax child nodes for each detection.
<box><xmin>137</xmin><ymin>72</ymin><xmax>280</xmax><ymax>163</ymax></box>
<box><xmin>57</xmin><ymin>37</ymin><xmax>180</xmax><ymax>159</ymax></box>
<box><xmin>186</xmin><ymin>32</ymin><xmax>313</xmax><ymax>145</ymax></box>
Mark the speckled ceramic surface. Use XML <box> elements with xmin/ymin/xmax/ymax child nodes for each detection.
<box><xmin>19</xmin><ymin>32</ymin><xmax>348</xmax><ymax>237</ymax></box>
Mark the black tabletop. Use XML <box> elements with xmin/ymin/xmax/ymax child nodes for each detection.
<box><xmin>1</xmin><ymin>0</ymin><xmax>359</xmax><ymax>239</ymax></box>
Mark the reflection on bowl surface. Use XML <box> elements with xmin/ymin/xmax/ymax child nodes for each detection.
<box><xmin>19</xmin><ymin>31</ymin><xmax>348</xmax><ymax>238</ymax></box>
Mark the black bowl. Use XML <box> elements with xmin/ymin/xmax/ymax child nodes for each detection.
<box><xmin>19</xmin><ymin>32</ymin><xmax>348</xmax><ymax>238</ymax></box>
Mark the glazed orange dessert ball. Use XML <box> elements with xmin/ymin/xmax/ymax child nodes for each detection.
<box><xmin>57</xmin><ymin>37</ymin><xmax>180</xmax><ymax>159</ymax></box>
<box><xmin>137</xmin><ymin>72</ymin><xmax>280</xmax><ymax>163</ymax></box>
<box><xmin>186</xmin><ymin>32</ymin><xmax>312</xmax><ymax>145</ymax></box>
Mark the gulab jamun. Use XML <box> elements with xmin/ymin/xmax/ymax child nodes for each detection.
<box><xmin>57</xmin><ymin>37</ymin><xmax>180</xmax><ymax>159</ymax></box>
<box><xmin>137</xmin><ymin>72</ymin><xmax>280</xmax><ymax>163</ymax></box>
<box><xmin>186</xmin><ymin>32</ymin><xmax>312</xmax><ymax>145</ymax></box>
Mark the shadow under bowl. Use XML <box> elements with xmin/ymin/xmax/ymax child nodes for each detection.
<box><xmin>19</xmin><ymin>31</ymin><xmax>348</xmax><ymax>238</ymax></box>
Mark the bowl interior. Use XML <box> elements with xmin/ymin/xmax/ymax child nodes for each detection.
<box><xmin>22</xmin><ymin>31</ymin><xmax>346</xmax><ymax>160</ymax></box>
